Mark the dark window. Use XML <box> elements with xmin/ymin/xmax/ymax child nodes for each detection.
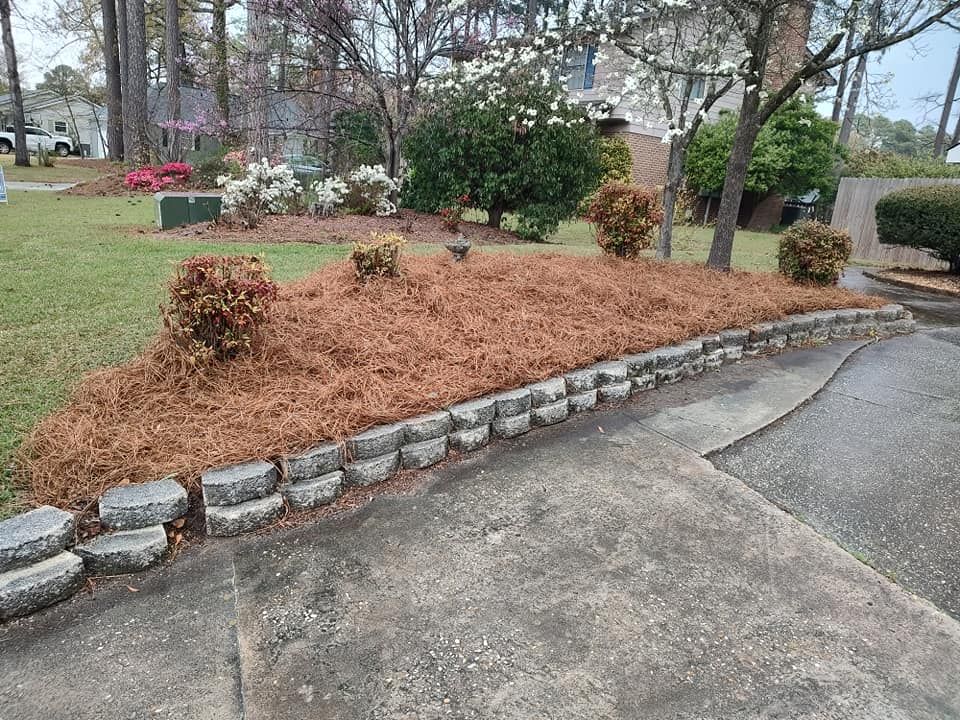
<box><xmin>54</xmin><ymin>121</ymin><xmax>68</xmax><ymax>133</ymax></box>
<box><xmin>688</xmin><ymin>78</ymin><xmax>706</xmax><ymax>100</ymax></box>
<box><xmin>564</xmin><ymin>44</ymin><xmax>597</xmax><ymax>91</ymax></box>
<box><xmin>161</xmin><ymin>128</ymin><xmax>169</xmax><ymax>147</ymax></box>
<box><xmin>194</xmin><ymin>135</ymin><xmax>201</xmax><ymax>151</ymax></box>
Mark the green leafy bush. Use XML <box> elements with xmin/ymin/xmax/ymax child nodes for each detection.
<box><xmin>876</xmin><ymin>185</ymin><xmax>960</xmax><ymax>272</ymax></box>
<box><xmin>777</xmin><ymin>220</ymin><xmax>852</xmax><ymax>285</ymax></box>
<box><xmin>351</xmin><ymin>232</ymin><xmax>406</xmax><ymax>281</ymax></box>
<box><xmin>583</xmin><ymin>182</ymin><xmax>663</xmax><ymax>258</ymax></box>
<box><xmin>163</xmin><ymin>255</ymin><xmax>279</xmax><ymax>365</ymax></box>
<box><xmin>844</xmin><ymin>150</ymin><xmax>960</xmax><ymax>179</ymax></box>
<box><xmin>598</xmin><ymin>137</ymin><xmax>633</xmax><ymax>184</ymax></box>
<box><xmin>403</xmin><ymin>63</ymin><xmax>600</xmax><ymax>241</ymax></box>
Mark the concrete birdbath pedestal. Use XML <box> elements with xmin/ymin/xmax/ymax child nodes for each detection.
<box><xmin>444</xmin><ymin>234</ymin><xmax>471</xmax><ymax>262</ymax></box>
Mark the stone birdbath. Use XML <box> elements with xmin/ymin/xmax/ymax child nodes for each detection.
<box><xmin>445</xmin><ymin>234</ymin><xmax>471</xmax><ymax>262</ymax></box>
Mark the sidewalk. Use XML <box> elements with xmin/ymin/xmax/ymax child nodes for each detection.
<box><xmin>2</xmin><ymin>338</ymin><xmax>958</xmax><ymax>719</ymax></box>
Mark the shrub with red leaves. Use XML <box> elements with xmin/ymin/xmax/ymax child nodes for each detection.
<box><xmin>583</xmin><ymin>182</ymin><xmax>663</xmax><ymax>259</ymax></box>
<box><xmin>162</xmin><ymin>255</ymin><xmax>278</xmax><ymax>365</ymax></box>
<box><xmin>124</xmin><ymin>162</ymin><xmax>194</xmax><ymax>192</ymax></box>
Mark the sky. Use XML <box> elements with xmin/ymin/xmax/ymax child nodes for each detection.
<box><xmin>6</xmin><ymin>0</ymin><xmax>960</xmax><ymax>128</ymax></box>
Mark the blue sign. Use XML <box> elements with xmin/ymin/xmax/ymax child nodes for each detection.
<box><xmin>0</xmin><ymin>166</ymin><xmax>6</xmax><ymax>203</ymax></box>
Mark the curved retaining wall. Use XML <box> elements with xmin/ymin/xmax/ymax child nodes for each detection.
<box><xmin>0</xmin><ymin>304</ymin><xmax>915</xmax><ymax>620</ymax></box>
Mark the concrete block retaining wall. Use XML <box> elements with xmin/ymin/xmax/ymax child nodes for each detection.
<box><xmin>0</xmin><ymin>304</ymin><xmax>915</xmax><ymax>620</ymax></box>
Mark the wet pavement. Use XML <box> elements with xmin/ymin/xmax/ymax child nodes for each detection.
<box><xmin>714</xmin><ymin>267</ymin><xmax>960</xmax><ymax>618</ymax></box>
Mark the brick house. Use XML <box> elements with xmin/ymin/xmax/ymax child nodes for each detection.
<box><xmin>562</xmin><ymin>2</ymin><xmax>829</xmax><ymax>229</ymax></box>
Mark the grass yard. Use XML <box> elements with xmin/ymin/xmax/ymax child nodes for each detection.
<box><xmin>0</xmin><ymin>154</ymin><xmax>108</xmax><ymax>184</ymax></box>
<box><xmin>0</xmin><ymin>190</ymin><xmax>781</xmax><ymax>515</ymax></box>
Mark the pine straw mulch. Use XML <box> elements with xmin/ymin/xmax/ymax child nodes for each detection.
<box><xmin>159</xmin><ymin>211</ymin><xmax>523</xmax><ymax>246</ymax></box>
<box><xmin>870</xmin><ymin>268</ymin><xmax>960</xmax><ymax>297</ymax></box>
<box><xmin>19</xmin><ymin>253</ymin><xmax>883</xmax><ymax>510</ymax></box>
<box><xmin>64</xmin><ymin>169</ymin><xmax>129</xmax><ymax>196</ymax></box>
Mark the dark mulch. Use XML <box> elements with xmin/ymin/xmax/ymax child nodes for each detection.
<box><xmin>160</xmin><ymin>210</ymin><xmax>524</xmax><ymax>246</ymax></box>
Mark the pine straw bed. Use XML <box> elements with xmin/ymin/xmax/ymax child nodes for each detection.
<box><xmin>20</xmin><ymin>253</ymin><xmax>882</xmax><ymax>510</ymax></box>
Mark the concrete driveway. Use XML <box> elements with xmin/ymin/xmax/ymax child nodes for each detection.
<box><xmin>2</xmin><ymin>336</ymin><xmax>960</xmax><ymax>719</ymax></box>
<box><xmin>715</xmin><ymin>268</ymin><xmax>960</xmax><ymax>618</ymax></box>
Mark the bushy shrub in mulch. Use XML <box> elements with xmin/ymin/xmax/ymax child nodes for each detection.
<box><xmin>124</xmin><ymin>162</ymin><xmax>193</xmax><ymax>192</ymax></box>
<box><xmin>351</xmin><ymin>232</ymin><xmax>406</xmax><ymax>281</ymax></box>
<box><xmin>876</xmin><ymin>185</ymin><xmax>960</xmax><ymax>273</ymax></box>
<box><xmin>20</xmin><ymin>254</ymin><xmax>881</xmax><ymax>509</ymax></box>
<box><xmin>584</xmin><ymin>182</ymin><xmax>663</xmax><ymax>258</ymax></box>
<box><xmin>163</xmin><ymin>255</ymin><xmax>278</xmax><ymax>365</ymax></box>
<box><xmin>777</xmin><ymin>220</ymin><xmax>852</xmax><ymax>285</ymax></box>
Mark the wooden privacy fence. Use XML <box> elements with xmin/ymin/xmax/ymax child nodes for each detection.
<box><xmin>831</xmin><ymin>177</ymin><xmax>960</xmax><ymax>270</ymax></box>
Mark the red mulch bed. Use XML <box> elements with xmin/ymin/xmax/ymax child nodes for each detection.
<box><xmin>19</xmin><ymin>253</ymin><xmax>882</xmax><ymax>510</ymax></box>
<box><xmin>160</xmin><ymin>211</ymin><xmax>523</xmax><ymax>246</ymax></box>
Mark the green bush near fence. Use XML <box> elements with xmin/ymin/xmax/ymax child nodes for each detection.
<box><xmin>875</xmin><ymin>185</ymin><xmax>960</xmax><ymax>273</ymax></box>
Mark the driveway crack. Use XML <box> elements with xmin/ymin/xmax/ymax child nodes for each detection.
<box><xmin>231</xmin><ymin>558</ymin><xmax>248</xmax><ymax>720</ymax></box>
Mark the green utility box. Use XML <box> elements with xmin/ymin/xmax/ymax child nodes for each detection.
<box><xmin>154</xmin><ymin>192</ymin><xmax>223</xmax><ymax>230</ymax></box>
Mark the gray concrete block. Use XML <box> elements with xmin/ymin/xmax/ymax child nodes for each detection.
<box><xmin>492</xmin><ymin>412</ymin><xmax>531</xmax><ymax>439</ymax></box>
<box><xmin>682</xmin><ymin>356</ymin><xmax>706</xmax><ymax>377</ymax></box>
<box><xmin>749</xmin><ymin>322</ymin><xmax>776</xmax><ymax>343</ymax></box>
<box><xmin>526</xmin><ymin>378</ymin><xmax>566</xmax><ymax>407</ymax></box>
<box><xmin>653</xmin><ymin>346</ymin><xmax>689</xmax><ymax>369</ymax></box>
<box><xmin>878</xmin><ymin>303</ymin><xmax>905</xmax><ymax>321</ymax></box>
<box><xmin>567</xmin><ymin>390</ymin><xmax>598</xmax><ymax>413</ymax></box>
<box><xmin>0</xmin><ymin>551</ymin><xmax>84</xmax><ymax>621</ymax></box>
<box><xmin>285</xmin><ymin>443</ymin><xmax>342</xmax><ymax>483</ymax></box>
<box><xmin>401</xmin><ymin>437</ymin><xmax>448</xmax><ymax>470</ymax></box>
<box><xmin>599</xmin><ymin>381</ymin><xmax>632</xmax><ymax>402</ymax></box>
<box><xmin>0</xmin><ymin>506</ymin><xmax>74</xmax><ymax>574</ymax></box>
<box><xmin>490</xmin><ymin>388</ymin><xmax>532</xmax><ymax>417</ymax></box>
<box><xmin>402</xmin><ymin>411</ymin><xmax>452</xmax><ymax>443</ymax></box>
<box><xmin>704</xmin><ymin>350</ymin><xmax>725</xmax><ymax>370</ymax></box>
<box><xmin>856</xmin><ymin>309</ymin><xmax>877</xmax><ymax>323</ymax></box>
<box><xmin>345</xmin><ymin>424</ymin><xmax>404</xmax><ymax>461</ymax></box>
<box><xmin>592</xmin><ymin>361</ymin><xmax>628</xmax><ymax>386</ymax></box>
<box><xmin>768</xmin><ymin>335</ymin><xmax>788</xmax><ymax>350</ymax></box>
<box><xmin>836</xmin><ymin>309</ymin><xmax>860</xmax><ymax>326</ymax></box>
<box><xmin>723</xmin><ymin>346</ymin><xmax>744</xmax><ymax>362</ymax></box>
<box><xmin>205</xmin><ymin>494</ymin><xmax>284</xmax><ymax>537</ymax></box>
<box><xmin>343</xmin><ymin>452</ymin><xmax>401</xmax><ymax>487</ymax></box>
<box><xmin>74</xmin><ymin>525</ymin><xmax>167</xmax><ymax>576</ymax></box>
<box><xmin>698</xmin><ymin>335</ymin><xmax>722</xmax><ymax>354</ymax></box>
<box><xmin>531</xmin><ymin>399</ymin><xmax>569</xmax><ymax>426</ymax></box>
<box><xmin>813</xmin><ymin>310</ymin><xmax>838</xmax><ymax>327</ymax></box>
<box><xmin>787</xmin><ymin>331</ymin><xmax>809</xmax><ymax>347</ymax></box>
<box><xmin>99</xmin><ymin>478</ymin><xmax>188</xmax><ymax>531</ymax></box>
<box><xmin>281</xmin><ymin>471</ymin><xmax>342</xmax><ymax>510</ymax></box>
<box><xmin>448</xmin><ymin>398</ymin><xmax>496</xmax><ymax>430</ymax></box>
<box><xmin>449</xmin><ymin>425</ymin><xmax>491</xmax><ymax>452</ymax></box>
<box><xmin>719</xmin><ymin>328</ymin><xmax>750</xmax><ymax>348</ymax></box>
<box><xmin>622</xmin><ymin>352</ymin><xmax>657</xmax><ymax>376</ymax></box>
<box><xmin>656</xmin><ymin>367</ymin><xmax>683</xmax><ymax>385</ymax></box>
<box><xmin>202</xmin><ymin>460</ymin><xmax>277</xmax><ymax>507</ymax></box>
<box><xmin>772</xmin><ymin>319</ymin><xmax>795</xmax><ymax>337</ymax></box>
<box><xmin>790</xmin><ymin>315</ymin><xmax>816</xmax><ymax>333</ymax></box>
<box><xmin>564</xmin><ymin>368</ymin><xmax>598</xmax><ymax>393</ymax></box>
<box><xmin>631</xmin><ymin>373</ymin><xmax>656</xmax><ymax>391</ymax></box>
<box><xmin>830</xmin><ymin>324</ymin><xmax>853</xmax><ymax>339</ymax></box>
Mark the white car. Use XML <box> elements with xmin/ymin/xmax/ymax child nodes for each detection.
<box><xmin>0</xmin><ymin>125</ymin><xmax>73</xmax><ymax>156</ymax></box>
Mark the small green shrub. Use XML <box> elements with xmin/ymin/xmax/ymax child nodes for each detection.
<box><xmin>777</xmin><ymin>220</ymin><xmax>852</xmax><ymax>285</ymax></box>
<box><xmin>583</xmin><ymin>182</ymin><xmax>663</xmax><ymax>258</ymax></box>
<box><xmin>876</xmin><ymin>185</ymin><xmax>960</xmax><ymax>272</ymax></box>
<box><xmin>351</xmin><ymin>232</ymin><xmax>406</xmax><ymax>281</ymax></box>
<box><xmin>163</xmin><ymin>255</ymin><xmax>279</xmax><ymax>365</ymax></box>
<box><xmin>598</xmin><ymin>137</ymin><xmax>633</xmax><ymax>184</ymax></box>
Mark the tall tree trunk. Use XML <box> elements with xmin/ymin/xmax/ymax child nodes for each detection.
<box><xmin>524</xmin><ymin>0</ymin><xmax>536</xmax><ymax>34</ymax></box>
<box><xmin>830</xmin><ymin>5</ymin><xmax>859</xmax><ymax>123</ymax></box>
<box><xmin>934</xmin><ymin>44</ymin><xmax>960</xmax><ymax>157</ymax></box>
<box><xmin>245</xmin><ymin>0</ymin><xmax>270</xmax><ymax>159</ymax></box>
<box><xmin>212</xmin><ymin>0</ymin><xmax>230</xmax><ymax>125</ymax></box>
<box><xmin>277</xmin><ymin>19</ymin><xmax>288</xmax><ymax>92</ymax></box>
<box><xmin>0</xmin><ymin>0</ymin><xmax>28</xmax><ymax>166</ymax></box>
<box><xmin>101</xmin><ymin>0</ymin><xmax>124</xmax><ymax>160</ymax></box>
<box><xmin>837</xmin><ymin>54</ymin><xmax>867</xmax><ymax>147</ymax></box>
<box><xmin>117</xmin><ymin>0</ymin><xmax>131</xmax><ymax>159</ymax></box>
<box><xmin>164</xmin><ymin>0</ymin><xmax>182</xmax><ymax>161</ymax></box>
<box><xmin>706</xmin><ymin>90</ymin><xmax>763</xmax><ymax>271</ymax></box>
<box><xmin>123</xmin><ymin>0</ymin><xmax>151</xmax><ymax>166</ymax></box>
<box><xmin>658</xmin><ymin>139</ymin><xmax>686</xmax><ymax>260</ymax></box>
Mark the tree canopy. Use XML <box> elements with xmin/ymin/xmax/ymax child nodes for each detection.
<box><xmin>851</xmin><ymin>114</ymin><xmax>937</xmax><ymax>158</ymax></box>
<box><xmin>403</xmin><ymin>62</ymin><xmax>600</xmax><ymax>241</ymax></box>
<box><xmin>685</xmin><ymin>99</ymin><xmax>840</xmax><ymax>197</ymax></box>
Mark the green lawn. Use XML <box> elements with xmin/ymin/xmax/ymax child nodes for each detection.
<box><xmin>0</xmin><ymin>154</ymin><xmax>107</xmax><ymax>184</ymax></box>
<box><xmin>0</xmin><ymin>192</ymin><xmax>780</xmax><ymax>515</ymax></box>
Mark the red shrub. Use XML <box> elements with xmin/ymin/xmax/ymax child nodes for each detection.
<box><xmin>583</xmin><ymin>182</ymin><xmax>663</xmax><ymax>258</ymax></box>
<box><xmin>124</xmin><ymin>162</ymin><xmax>193</xmax><ymax>192</ymax></box>
<box><xmin>162</xmin><ymin>255</ymin><xmax>278</xmax><ymax>365</ymax></box>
